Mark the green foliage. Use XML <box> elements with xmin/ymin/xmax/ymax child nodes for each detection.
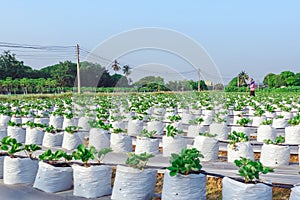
<box><xmin>97</xmin><ymin>148</ymin><xmax>112</xmax><ymax>164</ymax></box>
<box><xmin>25</xmin><ymin>121</ymin><xmax>46</xmax><ymax>129</ymax></box>
<box><xmin>72</xmin><ymin>144</ymin><xmax>97</xmax><ymax>167</ymax></box>
<box><xmin>65</xmin><ymin>126</ymin><xmax>81</xmax><ymax>133</ymax></box>
<box><xmin>264</xmin><ymin>135</ymin><xmax>285</xmax><ymax>145</ymax></box>
<box><xmin>234</xmin><ymin>157</ymin><xmax>274</xmax><ymax>182</ymax></box>
<box><xmin>254</xmin><ymin>109</ymin><xmax>265</xmax><ymax>117</ymax></box>
<box><xmin>236</xmin><ymin>118</ymin><xmax>251</xmax><ymax>126</ymax></box>
<box><xmin>24</xmin><ymin>144</ymin><xmax>42</xmax><ymax>159</ymax></box>
<box><xmin>39</xmin><ymin>149</ymin><xmax>72</xmax><ymax>163</ymax></box>
<box><xmin>125</xmin><ymin>152</ymin><xmax>154</xmax><ymax>170</ymax></box>
<box><xmin>139</xmin><ymin>129</ymin><xmax>157</xmax><ymax>138</ymax></box>
<box><xmin>7</xmin><ymin>120</ymin><xmax>23</xmax><ymax>127</ymax></box>
<box><xmin>168</xmin><ymin>115</ymin><xmax>181</xmax><ymax>122</ymax></box>
<box><xmin>167</xmin><ymin>148</ymin><xmax>203</xmax><ymax>176</ymax></box>
<box><xmin>288</xmin><ymin>115</ymin><xmax>300</xmax><ymax>126</ymax></box>
<box><xmin>198</xmin><ymin>132</ymin><xmax>217</xmax><ymax>137</ymax></box>
<box><xmin>261</xmin><ymin>119</ymin><xmax>273</xmax><ymax>125</ymax></box>
<box><xmin>0</xmin><ymin>136</ymin><xmax>23</xmax><ymax>158</ymax></box>
<box><xmin>112</xmin><ymin>128</ymin><xmax>124</xmax><ymax>134</ymax></box>
<box><xmin>229</xmin><ymin>131</ymin><xmax>249</xmax><ymax>147</ymax></box>
<box><xmin>189</xmin><ymin>117</ymin><xmax>204</xmax><ymax>125</ymax></box>
<box><xmin>166</xmin><ymin>124</ymin><xmax>181</xmax><ymax>137</ymax></box>
<box><xmin>88</xmin><ymin>119</ymin><xmax>112</xmax><ymax>130</ymax></box>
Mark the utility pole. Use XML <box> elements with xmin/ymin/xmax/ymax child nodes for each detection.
<box><xmin>237</xmin><ymin>75</ymin><xmax>239</xmax><ymax>92</ymax></box>
<box><xmin>76</xmin><ymin>44</ymin><xmax>81</xmax><ymax>94</ymax></box>
<box><xmin>198</xmin><ymin>68</ymin><xmax>201</xmax><ymax>92</ymax></box>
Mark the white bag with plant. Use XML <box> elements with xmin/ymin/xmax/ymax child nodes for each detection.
<box><xmin>127</xmin><ymin>117</ymin><xmax>144</xmax><ymax>136</ymax></box>
<box><xmin>187</xmin><ymin>118</ymin><xmax>205</xmax><ymax>137</ymax></box>
<box><xmin>111</xmin><ymin>152</ymin><xmax>156</xmax><ymax>200</ymax></box>
<box><xmin>194</xmin><ymin>133</ymin><xmax>219</xmax><ymax>161</ymax></box>
<box><xmin>285</xmin><ymin>116</ymin><xmax>300</xmax><ymax>144</ymax></box>
<box><xmin>110</xmin><ymin>128</ymin><xmax>132</xmax><ymax>152</ymax></box>
<box><xmin>62</xmin><ymin>126</ymin><xmax>83</xmax><ymax>150</ymax></box>
<box><xmin>162</xmin><ymin>148</ymin><xmax>206</xmax><ymax>200</ymax></box>
<box><xmin>7</xmin><ymin>121</ymin><xmax>26</xmax><ymax>143</ymax></box>
<box><xmin>135</xmin><ymin>129</ymin><xmax>159</xmax><ymax>155</ymax></box>
<box><xmin>42</xmin><ymin>125</ymin><xmax>64</xmax><ymax>147</ymax></box>
<box><xmin>257</xmin><ymin>119</ymin><xmax>276</xmax><ymax>142</ymax></box>
<box><xmin>163</xmin><ymin>125</ymin><xmax>186</xmax><ymax>157</ymax></box>
<box><xmin>88</xmin><ymin>120</ymin><xmax>112</xmax><ymax>151</ymax></box>
<box><xmin>222</xmin><ymin>157</ymin><xmax>274</xmax><ymax>200</ymax></box>
<box><xmin>25</xmin><ymin>122</ymin><xmax>45</xmax><ymax>145</ymax></box>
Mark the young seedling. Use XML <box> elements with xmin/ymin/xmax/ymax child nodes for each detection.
<box><xmin>139</xmin><ymin>129</ymin><xmax>157</xmax><ymax>138</ymax></box>
<box><xmin>96</xmin><ymin>148</ymin><xmax>113</xmax><ymax>164</ymax></box>
<box><xmin>65</xmin><ymin>126</ymin><xmax>81</xmax><ymax>134</ymax></box>
<box><xmin>24</xmin><ymin>144</ymin><xmax>42</xmax><ymax>159</ymax></box>
<box><xmin>125</xmin><ymin>152</ymin><xmax>154</xmax><ymax>170</ymax></box>
<box><xmin>39</xmin><ymin>149</ymin><xmax>72</xmax><ymax>164</ymax></box>
<box><xmin>236</xmin><ymin>118</ymin><xmax>251</xmax><ymax>127</ymax></box>
<box><xmin>72</xmin><ymin>144</ymin><xmax>97</xmax><ymax>167</ymax></box>
<box><xmin>198</xmin><ymin>132</ymin><xmax>217</xmax><ymax>137</ymax></box>
<box><xmin>261</xmin><ymin>119</ymin><xmax>273</xmax><ymax>125</ymax></box>
<box><xmin>167</xmin><ymin>148</ymin><xmax>204</xmax><ymax>176</ymax></box>
<box><xmin>168</xmin><ymin>115</ymin><xmax>181</xmax><ymax>122</ymax></box>
<box><xmin>0</xmin><ymin>136</ymin><xmax>23</xmax><ymax>158</ymax></box>
<box><xmin>189</xmin><ymin>117</ymin><xmax>204</xmax><ymax>125</ymax></box>
<box><xmin>88</xmin><ymin>119</ymin><xmax>112</xmax><ymax>130</ymax></box>
<box><xmin>166</xmin><ymin>125</ymin><xmax>182</xmax><ymax>138</ymax></box>
<box><xmin>229</xmin><ymin>131</ymin><xmax>249</xmax><ymax>150</ymax></box>
<box><xmin>234</xmin><ymin>157</ymin><xmax>274</xmax><ymax>183</ymax></box>
<box><xmin>112</xmin><ymin>128</ymin><xmax>124</xmax><ymax>134</ymax></box>
<box><xmin>264</xmin><ymin>135</ymin><xmax>285</xmax><ymax>145</ymax></box>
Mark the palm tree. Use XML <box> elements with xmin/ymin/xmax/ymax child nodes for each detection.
<box><xmin>122</xmin><ymin>65</ymin><xmax>131</xmax><ymax>76</ymax></box>
<box><xmin>111</xmin><ymin>60</ymin><xmax>121</xmax><ymax>73</ymax></box>
<box><xmin>238</xmin><ymin>71</ymin><xmax>249</xmax><ymax>86</ymax></box>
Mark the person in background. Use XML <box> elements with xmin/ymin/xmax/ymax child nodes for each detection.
<box><xmin>249</xmin><ymin>78</ymin><xmax>256</xmax><ymax>96</ymax></box>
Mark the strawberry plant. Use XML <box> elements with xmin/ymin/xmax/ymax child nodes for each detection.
<box><xmin>261</xmin><ymin>119</ymin><xmax>273</xmax><ymax>125</ymax></box>
<box><xmin>39</xmin><ymin>149</ymin><xmax>72</xmax><ymax>164</ymax></box>
<box><xmin>229</xmin><ymin>131</ymin><xmax>249</xmax><ymax>149</ymax></box>
<box><xmin>65</xmin><ymin>126</ymin><xmax>81</xmax><ymax>134</ymax></box>
<box><xmin>24</xmin><ymin>144</ymin><xmax>42</xmax><ymax>159</ymax></box>
<box><xmin>198</xmin><ymin>132</ymin><xmax>217</xmax><ymax>137</ymax></box>
<box><xmin>7</xmin><ymin>120</ymin><xmax>23</xmax><ymax>127</ymax></box>
<box><xmin>139</xmin><ymin>129</ymin><xmax>157</xmax><ymax>138</ymax></box>
<box><xmin>189</xmin><ymin>117</ymin><xmax>204</xmax><ymax>125</ymax></box>
<box><xmin>88</xmin><ymin>119</ymin><xmax>112</xmax><ymax>130</ymax></box>
<box><xmin>112</xmin><ymin>128</ymin><xmax>124</xmax><ymax>134</ymax></box>
<box><xmin>166</xmin><ymin>125</ymin><xmax>182</xmax><ymax>137</ymax></box>
<box><xmin>0</xmin><ymin>136</ymin><xmax>23</xmax><ymax>158</ymax></box>
<box><xmin>167</xmin><ymin>148</ymin><xmax>204</xmax><ymax>176</ymax></box>
<box><xmin>96</xmin><ymin>148</ymin><xmax>112</xmax><ymax>164</ymax></box>
<box><xmin>234</xmin><ymin>157</ymin><xmax>274</xmax><ymax>183</ymax></box>
<box><xmin>236</xmin><ymin>118</ymin><xmax>251</xmax><ymax>126</ymax></box>
<box><xmin>125</xmin><ymin>152</ymin><xmax>154</xmax><ymax>170</ymax></box>
<box><xmin>72</xmin><ymin>144</ymin><xmax>97</xmax><ymax>167</ymax></box>
<box><xmin>254</xmin><ymin>109</ymin><xmax>265</xmax><ymax>117</ymax></box>
<box><xmin>168</xmin><ymin>115</ymin><xmax>181</xmax><ymax>122</ymax></box>
<box><xmin>264</xmin><ymin>135</ymin><xmax>285</xmax><ymax>145</ymax></box>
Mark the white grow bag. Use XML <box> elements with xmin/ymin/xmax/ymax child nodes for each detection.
<box><xmin>272</xmin><ymin>118</ymin><xmax>287</xmax><ymax>129</ymax></box>
<box><xmin>290</xmin><ymin>185</ymin><xmax>300</xmax><ymax>200</ymax></box>
<box><xmin>33</xmin><ymin>161</ymin><xmax>73</xmax><ymax>193</ymax></box>
<box><xmin>227</xmin><ymin>142</ymin><xmax>254</xmax><ymax>163</ymax></box>
<box><xmin>231</xmin><ymin>126</ymin><xmax>251</xmax><ymax>137</ymax></box>
<box><xmin>187</xmin><ymin>125</ymin><xmax>206</xmax><ymax>137</ymax></box>
<box><xmin>111</xmin><ymin>120</ymin><xmax>125</xmax><ymax>130</ymax></box>
<box><xmin>194</xmin><ymin>136</ymin><xmax>219</xmax><ymax>161</ymax></box>
<box><xmin>34</xmin><ymin>117</ymin><xmax>49</xmax><ymax>126</ymax></box>
<box><xmin>77</xmin><ymin>116</ymin><xmax>92</xmax><ymax>131</ymax></box>
<box><xmin>73</xmin><ymin>165</ymin><xmax>112</xmax><ymax>198</ymax></box>
<box><xmin>3</xmin><ymin>156</ymin><xmax>38</xmax><ymax>185</ymax></box>
<box><xmin>62</xmin><ymin>118</ymin><xmax>75</xmax><ymax>130</ymax></box>
<box><xmin>257</xmin><ymin>125</ymin><xmax>276</xmax><ymax>142</ymax></box>
<box><xmin>89</xmin><ymin>128</ymin><xmax>110</xmax><ymax>151</ymax></box>
<box><xmin>7</xmin><ymin>126</ymin><xmax>26</xmax><ymax>143</ymax></box>
<box><xmin>162</xmin><ymin>135</ymin><xmax>187</xmax><ymax>157</ymax></box>
<box><xmin>62</xmin><ymin>131</ymin><xmax>82</xmax><ymax>150</ymax></box>
<box><xmin>110</xmin><ymin>133</ymin><xmax>132</xmax><ymax>152</ymax></box>
<box><xmin>251</xmin><ymin>116</ymin><xmax>266</xmax><ymax>127</ymax></box>
<box><xmin>42</xmin><ymin>132</ymin><xmax>64</xmax><ymax>147</ymax></box>
<box><xmin>127</xmin><ymin>119</ymin><xmax>143</xmax><ymax>136</ymax></box>
<box><xmin>49</xmin><ymin>115</ymin><xmax>63</xmax><ymax>129</ymax></box>
<box><xmin>285</xmin><ymin>126</ymin><xmax>300</xmax><ymax>144</ymax></box>
<box><xmin>111</xmin><ymin>165</ymin><xmax>156</xmax><ymax>200</ymax></box>
<box><xmin>135</xmin><ymin>137</ymin><xmax>159</xmax><ymax>155</ymax></box>
<box><xmin>25</xmin><ymin>127</ymin><xmax>45</xmax><ymax>145</ymax></box>
<box><xmin>0</xmin><ymin>156</ymin><xmax>4</xmax><ymax>178</ymax></box>
<box><xmin>222</xmin><ymin>177</ymin><xmax>272</xmax><ymax>200</ymax></box>
<box><xmin>162</xmin><ymin>170</ymin><xmax>206</xmax><ymax>200</ymax></box>
<box><xmin>0</xmin><ymin>115</ymin><xmax>11</xmax><ymax>127</ymax></box>
<box><xmin>147</xmin><ymin>121</ymin><xmax>165</xmax><ymax>135</ymax></box>
<box><xmin>209</xmin><ymin>122</ymin><xmax>229</xmax><ymax>140</ymax></box>
<box><xmin>0</xmin><ymin>127</ymin><xmax>7</xmax><ymax>140</ymax></box>
<box><xmin>260</xmin><ymin>144</ymin><xmax>290</xmax><ymax>167</ymax></box>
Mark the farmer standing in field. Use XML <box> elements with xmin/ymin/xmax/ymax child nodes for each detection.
<box><xmin>249</xmin><ymin>77</ymin><xmax>256</xmax><ymax>96</ymax></box>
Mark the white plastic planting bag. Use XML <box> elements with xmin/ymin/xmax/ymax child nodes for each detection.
<box><xmin>187</xmin><ymin>125</ymin><xmax>206</xmax><ymax>137</ymax></box>
<box><xmin>222</xmin><ymin>177</ymin><xmax>272</xmax><ymax>200</ymax></box>
<box><xmin>10</xmin><ymin>117</ymin><xmax>22</xmax><ymax>124</ymax></box>
<box><xmin>0</xmin><ymin>115</ymin><xmax>11</xmax><ymax>127</ymax></box>
<box><xmin>7</xmin><ymin>126</ymin><xmax>26</xmax><ymax>143</ymax></box>
<box><xmin>227</xmin><ymin>142</ymin><xmax>254</xmax><ymax>163</ymax></box>
<box><xmin>0</xmin><ymin>127</ymin><xmax>7</xmax><ymax>140</ymax></box>
<box><xmin>285</xmin><ymin>126</ymin><xmax>300</xmax><ymax>144</ymax></box>
<box><xmin>111</xmin><ymin>165</ymin><xmax>156</xmax><ymax>200</ymax></box>
<box><xmin>73</xmin><ymin>164</ymin><xmax>112</xmax><ymax>198</ymax></box>
<box><xmin>209</xmin><ymin>122</ymin><xmax>229</xmax><ymax>140</ymax></box>
<box><xmin>34</xmin><ymin>117</ymin><xmax>49</xmax><ymax>126</ymax></box>
<box><xmin>25</xmin><ymin>128</ymin><xmax>45</xmax><ymax>145</ymax></box>
<box><xmin>77</xmin><ymin>116</ymin><xmax>91</xmax><ymax>131</ymax></box>
<box><xmin>49</xmin><ymin>115</ymin><xmax>63</xmax><ymax>129</ymax></box>
<box><xmin>260</xmin><ymin>144</ymin><xmax>290</xmax><ymax>167</ymax></box>
<box><xmin>33</xmin><ymin>161</ymin><xmax>73</xmax><ymax>193</ymax></box>
<box><xmin>163</xmin><ymin>135</ymin><xmax>187</xmax><ymax>157</ymax></box>
<box><xmin>290</xmin><ymin>185</ymin><xmax>300</xmax><ymax>200</ymax></box>
<box><xmin>251</xmin><ymin>116</ymin><xmax>266</xmax><ymax>127</ymax></box>
<box><xmin>111</xmin><ymin>120</ymin><xmax>125</xmax><ymax>130</ymax></box>
<box><xmin>42</xmin><ymin>132</ymin><xmax>64</xmax><ymax>147</ymax></box>
<box><xmin>181</xmin><ymin>113</ymin><xmax>195</xmax><ymax>124</ymax></box>
<box><xmin>0</xmin><ymin>156</ymin><xmax>4</xmax><ymax>178</ymax></box>
<box><xmin>3</xmin><ymin>156</ymin><xmax>38</xmax><ymax>185</ymax></box>
<box><xmin>62</xmin><ymin>118</ymin><xmax>75</xmax><ymax>130</ymax></box>
<box><xmin>135</xmin><ymin>137</ymin><xmax>159</xmax><ymax>154</ymax></box>
<box><xmin>272</xmin><ymin>118</ymin><xmax>287</xmax><ymax>129</ymax></box>
<box><xmin>147</xmin><ymin>121</ymin><xmax>165</xmax><ymax>135</ymax></box>
<box><xmin>89</xmin><ymin>128</ymin><xmax>110</xmax><ymax>151</ymax></box>
<box><xmin>110</xmin><ymin>133</ymin><xmax>132</xmax><ymax>152</ymax></box>
<box><xmin>62</xmin><ymin>131</ymin><xmax>82</xmax><ymax>150</ymax></box>
<box><xmin>162</xmin><ymin>170</ymin><xmax>206</xmax><ymax>200</ymax></box>
<box><xmin>127</xmin><ymin>119</ymin><xmax>143</xmax><ymax>136</ymax></box>
<box><xmin>202</xmin><ymin>115</ymin><xmax>213</xmax><ymax>126</ymax></box>
<box><xmin>257</xmin><ymin>125</ymin><xmax>276</xmax><ymax>142</ymax></box>
<box><xmin>194</xmin><ymin>136</ymin><xmax>219</xmax><ymax>161</ymax></box>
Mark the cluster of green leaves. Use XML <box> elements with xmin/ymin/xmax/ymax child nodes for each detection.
<box><xmin>0</xmin><ymin>136</ymin><xmax>41</xmax><ymax>158</ymax></box>
<box><xmin>25</xmin><ymin>121</ymin><xmax>46</xmax><ymax>129</ymax></box>
<box><xmin>65</xmin><ymin>126</ymin><xmax>81</xmax><ymax>133</ymax></box>
<box><xmin>189</xmin><ymin>117</ymin><xmax>204</xmax><ymax>125</ymax></box>
<box><xmin>131</xmin><ymin>115</ymin><xmax>144</xmax><ymax>121</ymax></box>
<box><xmin>39</xmin><ymin>149</ymin><xmax>72</xmax><ymax>163</ymax></box>
<box><xmin>88</xmin><ymin>119</ymin><xmax>112</xmax><ymax>130</ymax></box>
<box><xmin>234</xmin><ymin>157</ymin><xmax>274</xmax><ymax>183</ymax></box>
<box><xmin>254</xmin><ymin>109</ymin><xmax>265</xmax><ymax>117</ymax></box>
<box><xmin>198</xmin><ymin>132</ymin><xmax>217</xmax><ymax>137</ymax></box>
<box><xmin>139</xmin><ymin>129</ymin><xmax>157</xmax><ymax>138</ymax></box>
<box><xmin>166</xmin><ymin>125</ymin><xmax>182</xmax><ymax>138</ymax></box>
<box><xmin>261</xmin><ymin>119</ymin><xmax>273</xmax><ymax>125</ymax></box>
<box><xmin>167</xmin><ymin>148</ymin><xmax>204</xmax><ymax>176</ymax></box>
<box><xmin>168</xmin><ymin>115</ymin><xmax>181</xmax><ymax>122</ymax></box>
<box><xmin>45</xmin><ymin>125</ymin><xmax>62</xmax><ymax>133</ymax></box>
<box><xmin>236</xmin><ymin>118</ymin><xmax>251</xmax><ymax>126</ymax></box>
<box><xmin>288</xmin><ymin>115</ymin><xmax>300</xmax><ymax>126</ymax></box>
<box><xmin>264</xmin><ymin>135</ymin><xmax>285</xmax><ymax>145</ymax></box>
<box><xmin>229</xmin><ymin>131</ymin><xmax>249</xmax><ymax>146</ymax></box>
<box><xmin>112</xmin><ymin>128</ymin><xmax>124</xmax><ymax>134</ymax></box>
<box><xmin>125</xmin><ymin>152</ymin><xmax>154</xmax><ymax>170</ymax></box>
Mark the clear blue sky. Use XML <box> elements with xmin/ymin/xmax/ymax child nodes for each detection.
<box><xmin>1</xmin><ymin>0</ymin><xmax>299</xmax><ymax>83</ymax></box>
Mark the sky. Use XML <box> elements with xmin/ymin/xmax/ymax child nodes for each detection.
<box><xmin>0</xmin><ymin>0</ymin><xmax>299</xmax><ymax>84</ymax></box>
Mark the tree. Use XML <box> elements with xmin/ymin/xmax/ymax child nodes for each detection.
<box><xmin>263</xmin><ymin>73</ymin><xmax>277</xmax><ymax>88</ymax></box>
<box><xmin>20</xmin><ymin>78</ymin><xmax>29</xmax><ymax>94</ymax></box>
<box><xmin>238</xmin><ymin>71</ymin><xmax>249</xmax><ymax>87</ymax></box>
